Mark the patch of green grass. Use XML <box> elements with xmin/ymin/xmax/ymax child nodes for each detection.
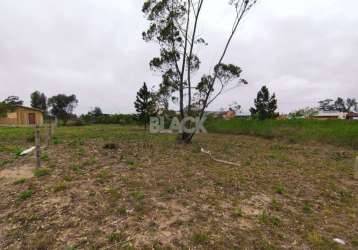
<box><xmin>13</xmin><ymin>178</ymin><xmax>27</xmax><ymax>185</ymax></box>
<box><xmin>41</xmin><ymin>152</ymin><xmax>49</xmax><ymax>161</ymax></box>
<box><xmin>77</xmin><ymin>147</ymin><xmax>86</xmax><ymax>156</ymax></box>
<box><xmin>13</xmin><ymin>147</ymin><xmax>23</xmax><ymax>157</ymax></box>
<box><xmin>191</xmin><ymin>232</ymin><xmax>209</xmax><ymax>245</ymax></box>
<box><xmin>71</xmin><ymin>164</ymin><xmax>83</xmax><ymax>174</ymax></box>
<box><xmin>259</xmin><ymin>212</ymin><xmax>281</xmax><ymax>227</ymax></box>
<box><xmin>19</xmin><ymin>189</ymin><xmax>33</xmax><ymax>200</ymax></box>
<box><xmin>131</xmin><ymin>191</ymin><xmax>145</xmax><ymax>201</ymax></box>
<box><xmin>117</xmin><ymin>207</ymin><xmax>127</xmax><ymax>216</ymax></box>
<box><xmin>107</xmin><ymin>232</ymin><xmax>125</xmax><ymax>243</ymax></box>
<box><xmin>303</xmin><ymin>202</ymin><xmax>312</xmax><ymax>214</ymax></box>
<box><xmin>53</xmin><ymin>136</ymin><xmax>61</xmax><ymax>145</ymax></box>
<box><xmin>275</xmin><ymin>184</ymin><xmax>285</xmax><ymax>194</ymax></box>
<box><xmin>33</xmin><ymin>168</ymin><xmax>50</xmax><ymax>178</ymax></box>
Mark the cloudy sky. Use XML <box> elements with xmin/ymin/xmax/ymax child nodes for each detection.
<box><xmin>0</xmin><ymin>0</ymin><xmax>357</xmax><ymax>114</ymax></box>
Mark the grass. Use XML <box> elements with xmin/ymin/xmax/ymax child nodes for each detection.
<box><xmin>0</xmin><ymin>124</ymin><xmax>357</xmax><ymax>249</ymax></box>
<box><xmin>259</xmin><ymin>212</ymin><xmax>281</xmax><ymax>227</ymax></box>
<box><xmin>13</xmin><ymin>178</ymin><xmax>27</xmax><ymax>185</ymax></box>
<box><xmin>19</xmin><ymin>189</ymin><xmax>33</xmax><ymax>200</ymax></box>
<box><xmin>206</xmin><ymin>118</ymin><xmax>358</xmax><ymax>149</ymax></box>
<box><xmin>33</xmin><ymin>168</ymin><xmax>50</xmax><ymax>178</ymax></box>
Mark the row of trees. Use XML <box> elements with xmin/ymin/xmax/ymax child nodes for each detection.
<box><xmin>134</xmin><ymin>83</ymin><xmax>279</xmax><ymax>126</ymax></box>
<box><xmin>319</xmin><ymin>98</ymin><xmax>358</xmax><ymax>113</ymax></box>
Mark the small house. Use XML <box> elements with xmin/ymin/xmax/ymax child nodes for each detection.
<box><xmin>310</xmin><ymin>111</ymin><xmax>346</xmax><ymax>120</ymax></box>
<box><xmin>0</xmin><ymin>106</ymin><xmax>44</xmax><ymax>126</ymax></box>
<box><xmin>346</xmin><ymin>112</ymin><xmax>358</xmax><ymax>120</ymax></box>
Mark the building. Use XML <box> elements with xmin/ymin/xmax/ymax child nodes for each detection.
<box><xmin>0</xmin><ymin>106</ymin><xmax>44</xmax><ymax>126</ymax></box>
<box><xmin>346</xmin><ymin>112</ymin><xmax>358</xmax><ymax>120</ymax></box>
<box><xmin>310</xmin><ymin>111</ymin><xmax>346</xmax><ymax>120</ymax></box>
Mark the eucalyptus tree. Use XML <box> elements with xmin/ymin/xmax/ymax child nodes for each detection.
<box><xmin>142</xmin><ymin>0</ymin><xmax>258</xmax><ymax>142</ymax></box>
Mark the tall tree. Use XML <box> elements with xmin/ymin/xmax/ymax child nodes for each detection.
<box><xmin>3</xmin><ymin>96</ymin><xmax>23</xmax><ymax>106</ymax></box>
<box><xmin>134</xmin><ymin>82</ymin><xmax>157</xmax><ymax>130</ymax></box>
<box><xmin>250</xmin><ymin>86</ymin><xmax>278</xmax><ymax>120</ymax></box>
<box><xmin>48</xmin><ymin>94</ymin><xmax>78</xmax><ymax>125</ymax></box>
<box><xmin>142</xmin><ymin>0</ymin><xmax>257</xmax><ymax>142</ymax></box>
<box><xmin>89</xmin><ymin>107</ymin><xmax>103</xmax><ymax>117</ymax></box>
<box><xmin>31</xmin><ymin>91</ymin><xmax>47</xmax><ymax>112</ymax></box>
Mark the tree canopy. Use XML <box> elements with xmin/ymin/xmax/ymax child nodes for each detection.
<box><xmin>31</xmin><ymin>91</ymin><xmax>47</xmax><ymax>112</ymax></box>
<box><xmin>3</xmin><ymin>96</ymin><xmax>23</xmax><ymax>106</ymax></box>
<box><xmin>48</xmin><ymin>94</ymin><xmax>78</xmax><ymax>124</ymax></box>
<box><xmin>250</xmin><ymin>86</ymin><xmax>278</xmax><ymax>120</ymax></box>
<box><xmin>134</xmin><ymin>82</ymin><xmax>157</xmax><ymax>130</ymax></box>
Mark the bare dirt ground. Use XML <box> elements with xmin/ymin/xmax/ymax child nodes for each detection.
<box><xmin>0</xmin><ymin>126</ymin><xmax>357</xmax><ymax>249</ymax></box>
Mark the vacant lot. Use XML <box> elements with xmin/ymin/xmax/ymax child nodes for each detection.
<box><xmin>0</xmin><ymin>125</ymin><xmax>357</xmax><ymax>249</ymax></box>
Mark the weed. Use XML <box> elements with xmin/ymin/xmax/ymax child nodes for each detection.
<box><xmin>131</xmin><ymin>191</ymin><xmax>145</xmax><ymax>201</ymax></box>
<box><xmin>41</xmin><ymin>152</ymin><xmax>49</xmax><ymax>161</ymax></box>
<box><xmin>13</xmin><ymin>178</ymin><xmax>27</xmax><ymax>185</ymax></box>
<box><xmin>78</xmin><ymin>147</ymin><xmax>86</xmax><ymax>156</ymax></box>
<box><xmin>108</xmin><ymin>232</ymin><xmax>124</xmax><ymax>242</ymax></box>
<box><xmin>303</xmin><ymin>202</ymin><xmax>312</xmax><ymax>214</ymax></box>
<box><xmin>33</xmin><ymin>168</ymin><xmax>50</xmax><ymax>178</ymax></box>
<box><xmin>53</xmin><ymin>136</ymin><xmax>61</xmax><ymax>145</ymax></box>
<box><xmin>13</xmin><ymin>147</ymin><xmax>23</xmax><ymax>157</ymax></box>
<box><xmin>19</xmin><ymin>189</ymin><xmax>33</xmax><ymax>200</ymax></box>
<box><xmin>275</xmin><ymin>184</ymin><xmax>285</xmax><ymax>194</ymax></box>
<box><xmin>259</xmin><ymin>212</ymin><xmax>281</xmax><ymax>227</ymax></box>
<box><xmin>117</xmin><ymin>207</ymin><xmax>127</xmax><ymax>216</ymax></box>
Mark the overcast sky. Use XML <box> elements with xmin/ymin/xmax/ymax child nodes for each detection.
<box><xmin>0</xmin><ymin>0</ymin><xmax>357</xmax><ymax>114</ymax></box>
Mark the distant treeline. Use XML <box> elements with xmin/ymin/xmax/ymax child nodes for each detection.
<box><xmin>79</xmin><ymin>113</ymin><xmax>138</xmax><ymax>125</ymax></box>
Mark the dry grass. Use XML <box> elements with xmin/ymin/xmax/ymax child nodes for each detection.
<box><xmin>0</xmin><ymin>125</ymin><xmax>357</xmax><ymax>249</ymax></box>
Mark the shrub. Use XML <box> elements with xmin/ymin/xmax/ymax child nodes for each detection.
<box><xmin>19</xmin><ymin>189</ymin><xmax>33</xmax><ymax>200</ymax></box>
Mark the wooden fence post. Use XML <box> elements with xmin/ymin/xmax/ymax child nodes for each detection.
<box><xmin>35</xmin><ymin>125</ymin><xmax>41</xmax><ymax>168</ymax></box>
<box><xmin>354</xmin><ymin>156</ymin><xmax>358</xmax><ymax>180</ymax></box>
<box><xmin>47</xmin><ymin>122</ymin><xmax>52</xmax><ymax>148</ymax></box>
